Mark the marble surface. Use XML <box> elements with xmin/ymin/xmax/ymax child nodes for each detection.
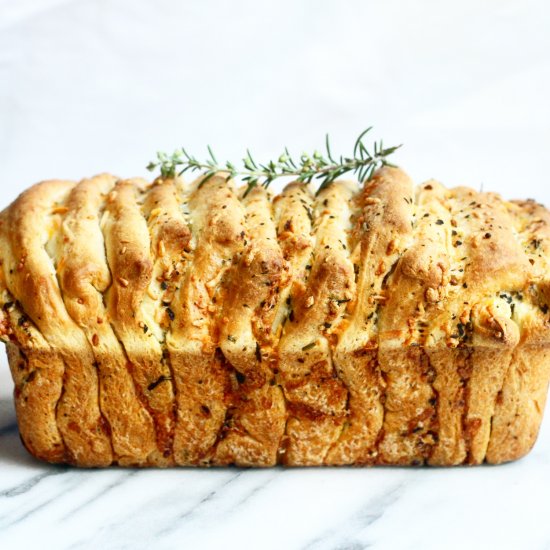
<box><xmin>1</xmin><ymin>362</ymin><xmax>550</xmax><ymax>549</ymax></box>
<box><xmin>1</xmin><ymin>0</ymin><xmax>550</xmax><ymax>548</ymax></box>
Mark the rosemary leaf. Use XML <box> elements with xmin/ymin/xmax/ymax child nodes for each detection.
<box><xmin>147</xmin><ymin>128</ymin><xmax>401</xmax><ymax>196</ymax></box>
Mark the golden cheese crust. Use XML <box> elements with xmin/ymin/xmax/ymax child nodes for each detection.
<box><xmin>1</xmin><ymin>167</ymin><xmax>549</xmax><ymax>466</ymax></box>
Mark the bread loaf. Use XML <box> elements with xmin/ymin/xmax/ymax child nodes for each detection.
<box><xmin>1</xmin><ymin>167</ymin><xmax>549</xmax><ymax>466</ymax></box>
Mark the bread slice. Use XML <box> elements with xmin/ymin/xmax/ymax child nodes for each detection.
<box><xmin>1</xmin><ymin>167</ymin><xmax>548</xmax><ymax>466</ymax></box>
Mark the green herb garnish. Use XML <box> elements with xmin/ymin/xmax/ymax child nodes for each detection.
<box><xmin>302</xmin><ymin>341</ymin><xmax>317</xmax><ymax>351</ymax></box>
<box><xmin>147</xmin><ymin>128</ymin><xmax>401</xmax><ymax>197</ymax></box>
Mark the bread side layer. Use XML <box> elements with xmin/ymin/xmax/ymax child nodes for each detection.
<box><xmin>1</xmin><ymin>168</ymin><xmax>550</xmax><ymax>467</ymax></box>
<box><xmin>6</xmin><ymin>342</ymin><xmax>548</xmax><ymax>466</ymax></box>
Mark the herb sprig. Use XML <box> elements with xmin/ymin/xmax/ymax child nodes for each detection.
<box><xmin>147</xmin><ymin>128</ymin><xmax>401</xmax><ymax>196</ymax></box>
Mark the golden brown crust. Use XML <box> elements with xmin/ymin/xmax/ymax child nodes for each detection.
<box><xmin>327</xmin><ymin>167</ymin><xmax>415</xmax><ymax>464</ymax></box>
<box><xmin>279</xmin><ymin>180</ymin><xmax>356</xmax><ymax>464</ymax></box>
<box><xmin>485</xmin><ymin>198</ymin><xmax>550</xmax><ymax>462</ymax></box>
<box><xmin>102</xmin><ymin>178</ymin><xmax>173</xmax><ymax>465</ymax></box>
<box><xmin>1</xmin><ymin>180</ymin><xmax>112</xmax><ymax>466</ymax></box>
<box><xmin>215</xmin><ymin>186</ymin><xmax>287</xmax><ymax>466</ymax></box>
<box><xmin>166</xmin><ymin>174</ymin><xmax>247</xmax><ymax>464</ymax></box>
<box><xmin>58</xmin><ymin>175</ymin><xmax>156</xmax><ymax>465</ymax></box>
<box><xmin>1</xmin><ymin>169</ymin><xmax>550</xmax><ymax>467</ymax></box>
<box><xmin>6</xmin><ymin>343</ymin><xmax>66</xmax><ymax>463</ymax></box>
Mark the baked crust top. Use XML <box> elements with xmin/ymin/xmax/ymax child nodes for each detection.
<box><xmin>0</xmin><ymin>167</ymin><xmax>549</xmax><ymax>356</ymax></box>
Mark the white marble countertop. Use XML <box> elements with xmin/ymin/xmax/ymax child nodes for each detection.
<box><xmin>1</xmin><ymin>0</ymin><xmax>550</xmax><ymax>548</ymax></box>
<box><xmin>1</xmin><ymin>364</ymin><xmax>550</xmax><ymax>550</ymax></box>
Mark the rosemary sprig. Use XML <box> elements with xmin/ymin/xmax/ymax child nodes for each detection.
<box><xmin>146</xmin><ymin>128</ymin><xmax>401</xmax><ymax>196</ymax></box>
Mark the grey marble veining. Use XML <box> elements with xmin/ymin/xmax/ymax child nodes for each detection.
<box><xmin>2</xmin><ymin>354</ymin><xmax>550</xmax><ymax>550</ymax></box>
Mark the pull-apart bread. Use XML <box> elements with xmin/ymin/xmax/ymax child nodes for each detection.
<box><xmin>1</xmin><ymin>167</ymin><xmax>549</xmax><ymax>467</ymax></box>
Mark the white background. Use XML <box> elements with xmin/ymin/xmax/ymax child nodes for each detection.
<box><xmin>0</xmin><ymin>0</ymin><xmax>549</xmax><ymax>205</ymax></box>
<box><xmin>1</xmin><ymin>1</ymin><xmax>550</xmax><ymax>549</ymax></box>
